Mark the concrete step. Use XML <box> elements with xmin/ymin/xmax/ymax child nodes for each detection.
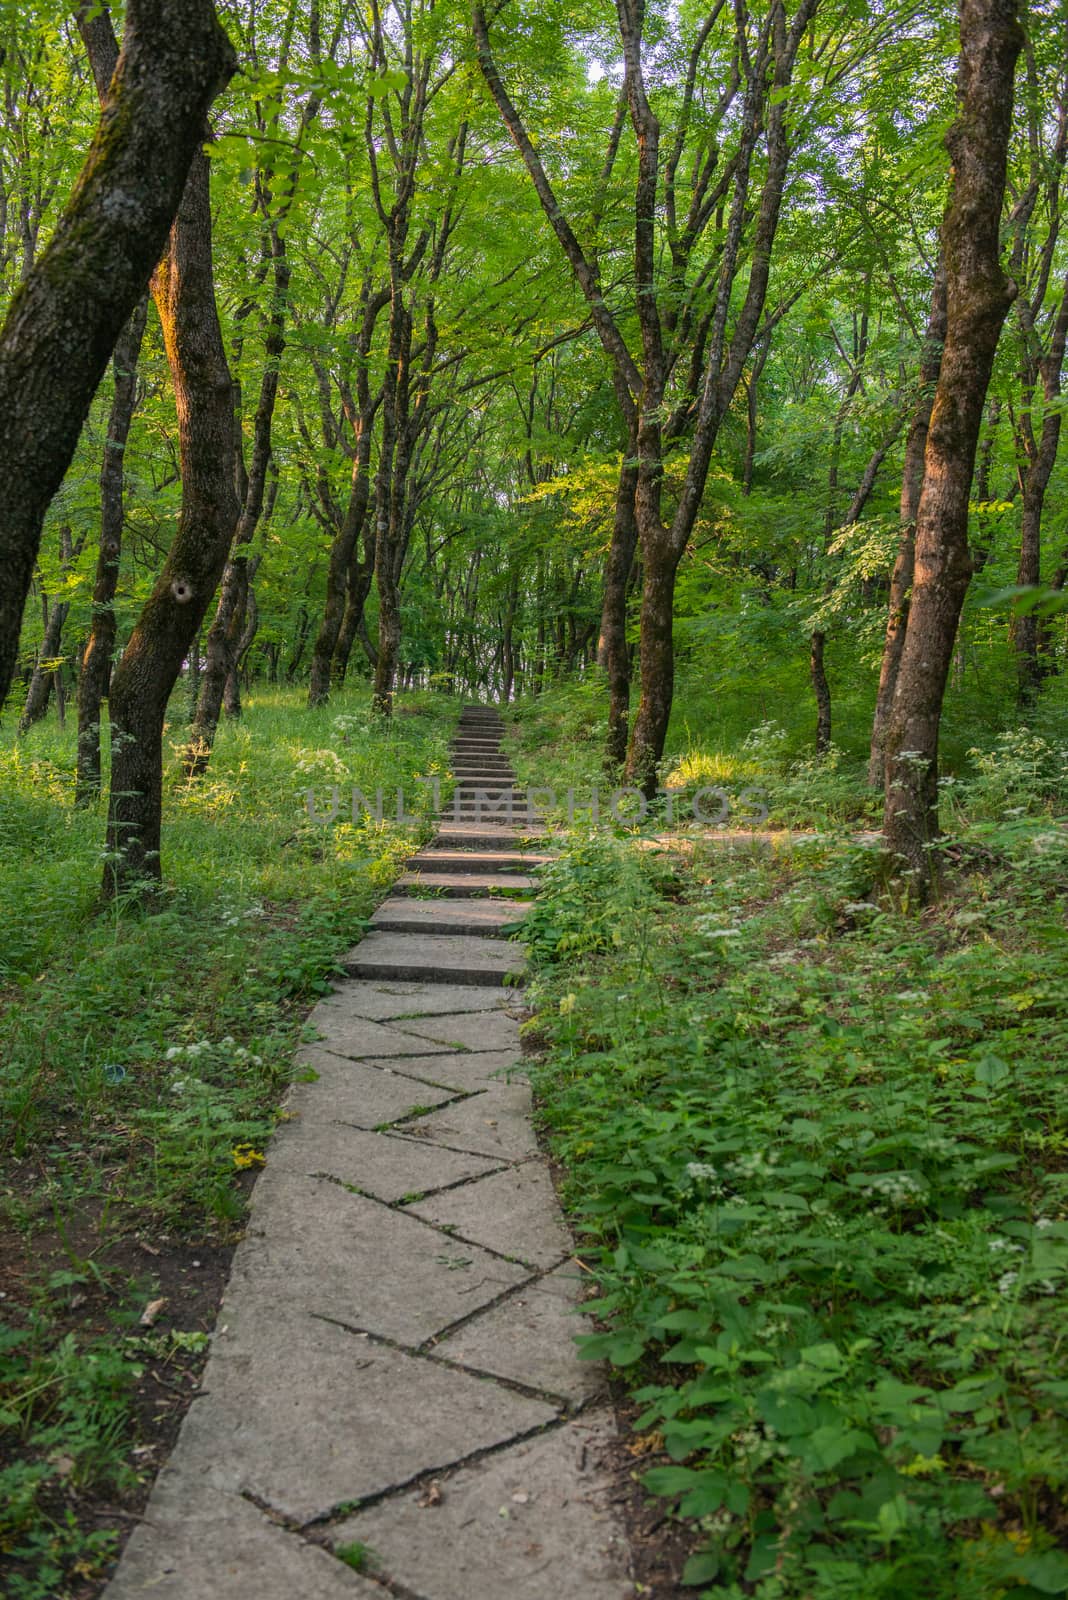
<box><xmin>394</xmin><ymin>872</ymin><xmax>537</xmax><ymax>897</ymax></box>
<box><xmin>408</xmin><ymin>849</ymin><xmax>551</xmax><ymax>874</ymax></box>
<box><xmin>433</xmin><ymin>825</ymin><xmax>546</xmax><ymax>850</ymax></box>
<box><xmin>451</xmin><ymin>782</ymin><xmax>523</xmax><ymax>792</ymax></box>
<box><xmin>450</xmin><ymin>765</ymin><xmax>516</xmax><ymax>776</ymax></box>
<box><xmin>341</xmin><ymin>931</ymin><xmax>525</xmax><ymax>986</ymax></box>
<box><xmin>444</xmin><ymin>808</ymin><xmax>543</xmax><ymax>822</ymax></box>
<box><xmin>370</xmin><ymin>896</ymin><xmax>529</xmax><ymax>935</ymax></box>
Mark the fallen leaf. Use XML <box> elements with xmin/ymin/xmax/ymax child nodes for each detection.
<box><xmin>140</xmin><ymin>1297</ymin><xmax>168</xmax><ymax>1327</ymax></box>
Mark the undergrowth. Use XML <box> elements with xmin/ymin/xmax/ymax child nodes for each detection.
<box><xmin>520</xmin><ymin>768</ymin><xmax>1068</xmax><ymax>1596</ymax></box>
<box><xmin>0</xmin><ymin>685</ymin><xmax>453</xmax><ymax>1596</ymax></box>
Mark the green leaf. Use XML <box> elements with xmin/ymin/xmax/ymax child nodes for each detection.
<box><xmin>681</xmin><ymin>1549</ymin><xmax>721</xmax><ymax>1586</ymax></box>
<box><xmin>974</xmin><ymin>1054</ymin><xmax>1012</xmax><ymax>1087</ymax></box>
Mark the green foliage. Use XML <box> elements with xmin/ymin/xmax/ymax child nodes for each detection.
<box><xmin>0</xmin><ymin>687</ymin><xmax>452</xmax><ymax>1595</ymax></box>
<box><xmin>521</xmin><ymin>778</ymin><xmax>1068</xmax><ymax>1597</ymax></box>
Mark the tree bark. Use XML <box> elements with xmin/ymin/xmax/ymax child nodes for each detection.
<box><xmin>868</xmin><ymin>266</ymin><xmax>948</xmax><ymax>786</ymax></box>
<box><xmin>20</xmin><ymin>593</ymin><xmax>66</xmax><ymax>733</ymax></box>
<box><xmin>599</xmin><ymin>452</ymin><xmax>639</xmax><ymax>772</ymax></box>
<box><xmin>103</xmin><ymin>147</ymin><xmax>240</xmax><ymax>898</ymax></box>
<box><xmin>883</xmin><ymin>0</ymin><xmax>1021</xmax><ymax>897</ymax></box>
<box><xmin>0</xmin><ymin>0</ymin><xmax>234</xmax><ymax>711</ymax></box>
<box><xmin>186</xmin><ymin>232</ymin><xmax>289</xmax><ymax>771</ymax></box>
<box><xmin>1012</xmin><ymin>273</ymin><xmax>1068</xmax><ymax>702</ymax></box>
<box><xmin>76</xmin><ymin>299</ymin><xmax>147</xmax><ymax>802</ymax></box>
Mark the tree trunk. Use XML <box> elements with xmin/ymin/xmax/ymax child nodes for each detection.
<box><xmin>599</xmin><ymin>453</ymin><xmax>639</xmax><ymax>772</ymax></box>
<box><xmin>20</xmin><ymin>524</ymin><xmax>86</xmax><ymax>734</ymax></box>
<box><xmin>0</xmin><ymin>0</ymin><xmax>234</xmax><ymax>711</ymax></box>
<box><xmin>626</xmin><ymin>535</ymin><xmax>682</xmax><ymax>795</ymax></box>
<box><xmin>868</xmin><ymin>264</ymin><xmax>948</xmax><ymax>787</ymax></box>
<box><xmin>186</xmin><ymin>238</ymin><xmax>288</xmax><ymax>770</ymax></box>
<box><xmin>19</xmin><ymin>594</ymin><xmax>67</xmax><ymax>732</ymax></box>
<box><xmin>76</xmin><ymin>298</ymin><xmax>147</xmax><ymax>803</ymax></box>
<box><xmin>330</xmin><ymin>500</ymin><xmax>378</xmax><ymax>687</ymax></box>
<box><xmin>883</xmin><ymin>0</ymin><xmax>1021</xmax><ymax>898</ymax></box>
<box><xmin>810</xmin><ymin>630</ymin><xmax>831</xmax><ymax>753</ymax></box>
<box><xmin>103</xmin><ymin>146</ymin><xmax>240</xmax><ymax>899</ymax></box>
<box><xmin>1012</xmin><ymin>274</ymin><xmax>1068</xmax><ymax>703</ymax></box>
<box><xmin>501</xmin><ymin>568</ymin><xmax>519</xmax><ymax>703</ymax></box>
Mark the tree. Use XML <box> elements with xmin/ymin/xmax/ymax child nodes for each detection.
<box><xmin>882</xmin><ymin>0</ymin><xmax>1023</xmax><ymax>896</ymax></box>
<box><xmin>79</xmin><ymin>6</ymin><xmax>241</xmax><ymax>897</ymax></box>
<box><xmin>0</xmin><ymin>0</ymin><xmax>235</xmax><ymax>710</ymax></box>
<box><xmin>475</xmin><ymin>0</ymin><xmax>821</xmax><ymax>791</ymax></box>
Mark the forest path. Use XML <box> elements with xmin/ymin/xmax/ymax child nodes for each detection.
<box><xmin>101</xmin><ymin>707</ymin><xmax>632</xmax><ymax>1599</ymax></box>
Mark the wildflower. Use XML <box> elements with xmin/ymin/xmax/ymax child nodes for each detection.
<box><xmin>685</xmin><ymin>1161</ymin><xmax>718</xmax><ymax>1182</ymax></box>
<box><xmin>559</xmin><ymin>993</ymin><xmax>576</xmax><ymax>1016</ymax></box>
<box><xmin>997</xmin><ymin>1271</ymin><xmax>1019</xmax><ymax>1296</ymax></box>
<box><xmin>165</xmin><ymin>1046</ymin><xmax>184</xmax><ymax>1060</ymax></box>
<box><xmin>232</xmin><ymin>1145</ymin><xmax>265</xmax><ymax>1170</ymax></box>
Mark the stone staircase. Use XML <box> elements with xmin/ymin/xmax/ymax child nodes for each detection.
<box><xmin>346</xmin><ymin>704</ymin><xmax>549</xmax><ymax>986</ymax></box>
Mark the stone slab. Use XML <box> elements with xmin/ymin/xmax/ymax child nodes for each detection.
<box><xmin>407</xmin><ymin>850</ymin><xmax>549</xmax><ymax>873</ymax></box>
<box><xmin>432</xmin><ymin>1264</ymin><xmax>603</xmax><ymax>1404</ymax></box>
<box><xmin>185</xmin><ymin>1316</ymin><xmax>555</xmax><ymax>1524</ymax></box>
<box><xmin>341</xmin><ymin>931</ymin><xmax>526</xmax><ymax>985</ymax></box>
<box><xmin>371</xmin><ymin>896</ymin><xmax>528</xmax><ymax>935</ymax></box>
<box><xmin>384</xmin><ymin>1050</ymin><xmax>529</xmax><ymax>1092</ymax></box>
<box><xmin>403</xmin><ymin>1083</ymin><xmax>537</xmax><ymax>1161</ymax></box>
<box><xmin>305</xmin><ymin>1007</ymin><xmax>454</xmax><ymax>1061</ymax></box>
<box><xmin>395</xmin><ymin>872</ymin><xmax>538</xmax><ymax>896</ymax></box>
<box><xmin>316</xmin><ymin>980</ymin><xmax>515</xmax><ymax>1021</ymax></box>
<box><xmin>290</xmin><ymin>1048</ymin><xmax>458</xmax><ymax>1124</ymax></box>
<box><xmin>393</xmin><ymin>1008</ymin><xmax>524</xmax><ymax>1053</ymax></box>
<box><xmin>330</xmin><ymin>1411</ymin><xmax>631</xmax><ymax>1600</ymax></box>
<box><xmin>409</xmin><ymin>1161</ymin><xmax>570</xmax><ymax>1269</ymax></box>
<box><xmin>101</xmin><ymin>1468</ymin><xmax>377</xmax><ymax>1599</ymax></box>
<box><xmin>228</xmin><ymin>1171</ymin><xmax>529</xmax><ymax>1342</ymax></box>
<box><xmin>432</xmin><ymin>828</ymin><xmax>545</xmax><ymax>851</ymax></box>
<box><xmin>268</xmin><ymin>1115</ymin><xmax>503</xmax><ymax>1200</ymax></box>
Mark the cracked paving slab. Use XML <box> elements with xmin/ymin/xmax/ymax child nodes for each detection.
<box><xmin>402</xmin><ymin>1081</ymin><xmax>539</xmax><ymax>1161</ymax></box>
<box><xmin>268</xmin><ymin>1113</ymin><xmax>503</xmax><ymax>1200</ymax></box>
<box><xmin>330</xmin><ymin>1410</ymin><xmax>632</xmax><ymax>1600</ymax></box>
<box><xmin>407</xmin><ymin>1160</ymin><xmax>573</xmax><ymax>1269</ymax></box>
<box><xmin>316</xmin><ymin>980</ymin><xmax>517</xmax><ymax>1021</ymax></box>
<box><xmin>290</xmin><ymin>1048</ymin><xmax>459</xmax><ymax>1125</ymax></box>
<box><xmin>430</xmin><ymin>1265</ymin><xmax>605</xmax><ymax>1406</ymax></box>
<box><xmin>324</xmin><ymin>1046</ymin><xmax>529</xmax><ymax>1094</ymax></box>
<box><xmin>394</xmin><ymin>1006</ymin><xmax>525</xmax><ymax>1053</ymax></box>
<box><xmin>101</xmin><ymin>1470</ymin><xmax>379</xmax><ymax>1600</ymax></box>
<box><xmin>179</xmin><ymin>1316</ymin><xmax>557</xmax><ymax>1525</ymax></box>
<box><xmin>226</xmin><ymin>1171</ymin><xmax>529</xmax><ymax>1344</ymax></box>
<box><xmin>306</xmin><ymin>1008</ymin><xmax>458</xmax><ymax>1061</ymax></box>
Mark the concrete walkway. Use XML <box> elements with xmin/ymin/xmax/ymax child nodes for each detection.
<box><xmin>103</xmin><ymin>707</ymin><xmax>632</xmax><ymax>1600</ymax></box>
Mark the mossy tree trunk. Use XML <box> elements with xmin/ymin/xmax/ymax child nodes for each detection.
<box><xmin>75</xmin><ymin>299</ymin><xmax>148</xmax><ymax>802</ymax></box>
<box><xmin>883</xmin><ymin>0</ymin><xmax>1022</xmax><ymax>898</ymax></box>
<box><xmin>0</xmin><ymin>0</ymin><xmax>234</xmax><ymax>711</ymax></box>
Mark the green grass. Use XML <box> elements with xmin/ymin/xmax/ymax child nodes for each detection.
<box><xmin>515</xmin><ymin>692</ymin><xmax>1068</xmax><ymax>1598</ymax></box>
<box><xmin>0</xmin><ymin>683</ymin><xmax>456</xmax><ymax>1596</ymax></box>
